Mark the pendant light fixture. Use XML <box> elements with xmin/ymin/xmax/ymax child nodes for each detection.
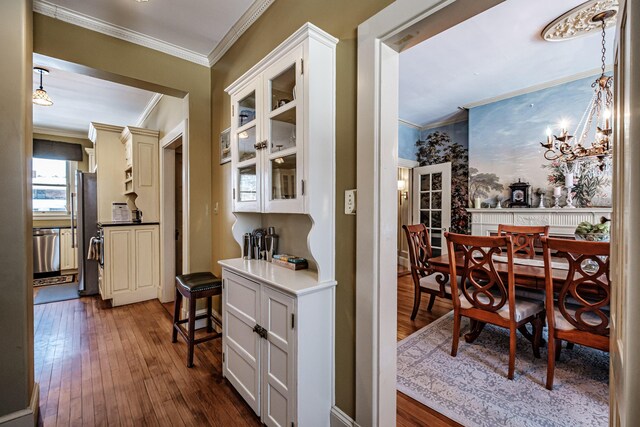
<box><xmin>33</xmin><ymin>67</ymin><xmax>54</xmax><ymax>107</ymax></box>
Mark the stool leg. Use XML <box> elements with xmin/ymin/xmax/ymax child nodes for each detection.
<box><xmin>207</xmin><ymin>296</ymin><xmax>213</xmax><ymax>333</ymax></box>
<box><xmin>172</xmin><ymin>288</ymin><xmax>182</xmax><ymax>343</ymax></box>
<box><xmin>187</xmin><ymin>296</ymin><xmax>196</xmax><ymax>368</ymax></box>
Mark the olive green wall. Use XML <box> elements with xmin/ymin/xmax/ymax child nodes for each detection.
<box><xmin>0</xmin><ymin>0</ymin><xmax>35</xmax><ymax>418</ymax></box>
<box><xmin>210</xmin><ymin>0</ymin><xmax>394</xmax><ymax>417</ymax></box>
<box><xmin>33</xmin><ymin>13</ymin><xmax>213</xmax><ymax>272</ymax></box>
<box><xmin>140</xmin><ymin>94</ymin><xmax>186</xmax><ymax>140</ymax></box>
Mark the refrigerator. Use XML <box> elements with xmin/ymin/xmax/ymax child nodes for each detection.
<box><xmin>75</xmin><ymin>171</ymin><xmax>99</xmax><ymax>295</ymax></box>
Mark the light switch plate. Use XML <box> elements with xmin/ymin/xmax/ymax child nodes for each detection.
<box><xmin>345</xmin><ymin>189</ymin><xmax>357</xmax><ymax>215</ymax></box>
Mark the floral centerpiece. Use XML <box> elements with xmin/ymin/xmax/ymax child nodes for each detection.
<box><xmin>574</xmin><ymin>219</ymin><xmax>610</xmax><ymax>242</ymax></box>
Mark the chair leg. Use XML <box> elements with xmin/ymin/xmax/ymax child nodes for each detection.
<box><xmin>555</xmin><ymin>339</ymin><xmax>562</xmax><ymax>362</ymax></box>
<box><xmin>508</xmin><ymin>324</ymin><xmax>516</xmax><ymax>380</ymax></box>
<box><xmin>546</xmin><ymin>334</ymin><xmax>556</xmax><ymax>390</ymax></box>
<box><xmin>187</xmin><ymin>296</ymin><xmax>197</xmax><ymax>368</ymax></box>
<box><xmin>532</xmin><ymin>314</ymin><xmax>543</xmax><ymax>359</ymax></box>
<box><xmin>171</xmin><ymin>288</ymin><xmax>182</xmax><ymax>343</ymax></box>
<box><xmin>410</xmin><ymin>286</ymin><xmax>422</xmax><ymax>320</ymax></box>
<box><xmin>451</xmin><ymin>313</ymin><xmax>461</xmax><ymax>357</ymax></box>
<box><xmin>207</xmin><ymin>296</ymin><xmax>213</xmax><ymax>333</ymax></box>
<box><xmin>426</xmin><ymin>294</ymin><xmax>436</xmax><ymax>311</ymax></box>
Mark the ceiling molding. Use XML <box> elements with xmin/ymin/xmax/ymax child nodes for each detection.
<box><xmin>463</xmin><ymin>66</ymin><xmax>614</xmax><ymax>110</ymax></box>
<box><xmin>207</xmin><ymin>0</ymin><xmax>276</xmax><ymax>67</ymax></box>
<box><xmin>33</xmin><ymin>0</ymin><xmax>210</xmax><ymax>67</ymax></box>
<box><xmin>398</xmin><ymin>118</ymin><xmax>421</xmax><ymax>129</ymax></box>
<box><xmin>420</xmin><ymin>114</ymin><xmax>468</xmax><ymax>131</ymax></box>
<box><xmin>33</xmin><ymin>126</ymin><xmax>88</xmax><ymax>140</ymax></box>
<box><xmin>135</xmin><ymin>93</ymin><xmax>163</xmax><ymax>127</ymax></box>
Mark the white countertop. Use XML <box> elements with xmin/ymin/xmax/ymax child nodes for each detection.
<box><xmin>218</xmin><ymin>258</ymin><xmax>336</xmax><ymax>296</ymax></box>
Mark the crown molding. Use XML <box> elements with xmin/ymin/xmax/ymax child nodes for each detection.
<box><xmin>33</xmin><ymin>0</ymin><xmax>210</xmax><ymax>67</ymax></box>
<box><xmin>207</xmin><ymin>0</ymin><xmax>276</xmax><ymax>67</ymax></box>
<box><xmin>120</xmin><ymin>126</ymin><xmax>160</xmax><ymax>143</ymax></box>
<box><xmin>463</xmin><ymin>66</ymin><xmax>614</xmax><ymax>110</ymax></box>
<box><xmin>420</xmin><ymin>114</ymin><xmax>468</xmax><ymax>131</ymax></box>
<box><xmin>398</xmin><ymin>118</ymin><xmax>421</xmax><ymax>129</ymax></box>
<box><xmin>135</xmin><ymin>93</ymin><xmax>163</xmax><ymax>127</ymax></box>
<box><xmin>88</xmin><ymin>122</ymin><xmax>125</xmax><ymax>142</ymax></box>
<box><xmin>33</xmin><ymin>126</ymin><xmax>89</xmax><ymax>140</ymax></box>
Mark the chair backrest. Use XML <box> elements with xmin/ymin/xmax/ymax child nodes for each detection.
<box><xmin>541</xmin><ymin>237</ymin><xmax>610</xmax><ymax>336</ymax></box>
<box><xmin>497</xmin><ymin>224</ymin><xmax>549</xmax><ymax>258</ymax></box>
<box><xmin>445</xmin><ymin>232</ymin><xmax>515</xmax><ymax>314</ymax></box>
<box><xmin>402</xmin><ymin>224</ymin><xmax>432</xmax><ymax>279</ymax></box>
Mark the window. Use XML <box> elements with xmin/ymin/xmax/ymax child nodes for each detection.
<box><xmin>32</xmin><ymin>158</ymin><xmax>72</xmax><ymax>213</ymax></box>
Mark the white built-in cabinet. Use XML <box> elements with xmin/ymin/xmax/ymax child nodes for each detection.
<box><xmin>59</xmin><ymin>228</ymin><xmax>77</xmax><ymax>271</ymax></box>
<box><xmin>227</xmin><ymin>24</ymin><xmax>336</xmax><ymax>215</ymax></box>
<box><xmin>120</xmin><ymin>126</ymin><xmax>160</xmax><ymax>222</ymax></box>
<box><xmin>100</xmin><ymin>224</ymin><xmax>159</xmax><ymax>307</ymax></box>
<box><xmin>220</xmin><ymin>260</ymin><xmax>335</xmax><ymax>427</ymax></box>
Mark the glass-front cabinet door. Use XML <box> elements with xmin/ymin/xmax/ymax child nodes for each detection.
<box><xmin>231</xmin><ymin>79</ymin><xmax>262</xmax><ymax>212</ymax></box>
<box><xmin>263</xmin><ymin>46</ymin><xmax>304</xmax><ymax>213</ymax></box>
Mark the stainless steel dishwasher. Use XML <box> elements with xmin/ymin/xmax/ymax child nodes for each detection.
<box><xmin>33</xmin><ymin>228</ymin><xmax>60</xmax><ymax>274</ymax></box>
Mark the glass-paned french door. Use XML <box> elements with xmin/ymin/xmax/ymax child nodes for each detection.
<box><xmin>412</xmin><ymin>162</ymin><xmax>451</xmax><ymax>256</ymax></box>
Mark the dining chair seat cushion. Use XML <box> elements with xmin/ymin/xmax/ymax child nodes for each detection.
<box><xmin>553</xmin><ymin>304</ymin><xmax>610</xmax><ymax>331</ymax></box>
<box><xmin>419</xmin><ymin>275</ymin><xmax>460</xmax><ymax>294</ymax></box>
<box><xmin>459</xmin><ymin>294</ymin><xmax>543</xmax><ymax>322</ymax></box>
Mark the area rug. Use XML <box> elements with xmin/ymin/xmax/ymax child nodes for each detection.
<box><xmin>34</xmin><ymin>283</ymin><xmax>79</xmax><ymax>305</ymax></box>
<box><xmin>33</xmin><ymin>274</ymin><xmax>74</xmax><ymax>287</ymax></box>
<box><xmin>397</xmin><ymin>312</ymin><xmax>609</xmax><ymax>427</ymax></box>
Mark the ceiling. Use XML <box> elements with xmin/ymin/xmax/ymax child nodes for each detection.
<box><xmin>399</xmin><ymin>0</ymin><xmax>616</xmax><ymax>127</ymax></box>
<box><xmin>33</xmin><ymin>53</ymin><xmax>157</xmax><ymax>136</ymax></box>
<box><xmin>34</xmin><ymin>0</ymin><xmax>269</xmax><ymax>65</ymax></box>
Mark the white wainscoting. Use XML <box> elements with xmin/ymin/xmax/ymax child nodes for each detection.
<box><xmin>467</xmin><ymin>208</ymin><xmax>613</xmax><ymax>237</ymax></box>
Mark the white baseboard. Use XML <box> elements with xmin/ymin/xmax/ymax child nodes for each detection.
<box><xmin>330</xmin><ymin>406</ymin><xmax>359</xmax><ymax>427</ymax></box>
<box><xmin>397</xmin><ymin>255</ymin><xmax>409</xmax><ymax>268</ymax></box>
<box><xmin>0</xmin><ymin>383</ymin><xmax>39</xmax><ymax>426</ymax></box>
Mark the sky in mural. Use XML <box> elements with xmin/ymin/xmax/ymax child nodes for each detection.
<box><xmin>469</xmin><ymin>74</ymin><xmax>604</xmax><ymax>189</ymax></box>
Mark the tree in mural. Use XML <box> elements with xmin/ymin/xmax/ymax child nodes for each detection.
<box><xmin>542</xmin><ymin>160</ymin><xmax>611</xmax><ymax>207</ymax></box>
<box><xmin>415</xmin><ymin>131</ymin><xmax>470</xmax><ymax>233</ymax></box>
<box><xmin>469</xmin><ymin>167</ymin><xmax>504</xmax><ymax>201</ymax></box>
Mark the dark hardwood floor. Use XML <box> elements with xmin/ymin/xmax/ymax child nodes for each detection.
<box><xmin>34</xmin><ymin>296</ymin><xmax>260</xmax><ymax>426</ymax></box>
<box><xmin>396</xmin><ymin>273</ymin><xmax>462</xmax><ymax>427</ymax></box>
<box><xmin>34</xmin><ymin>273</ymin><xmax>458</xmax><ymax>426</ymax></box>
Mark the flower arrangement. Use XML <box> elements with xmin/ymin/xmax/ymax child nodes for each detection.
<box><xmin>543</xmin><ymin>160</ymin><xmax>610</xmax><ymax>207</ymax></box>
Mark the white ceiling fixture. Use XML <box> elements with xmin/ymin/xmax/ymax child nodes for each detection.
<box><xmin>33</xmin><ymin>53</ymin><xmax>158</xmax><ymax>136</ymax></box>
<box><xmin>399</xmin><ymin>0</ymin><xmax>615</xmax><ymax>127</ymax></box>
<box><xmin>542</xmin><ymin>0</ymin><xmax>618</xmax><ymax>41</ymax></box>
<box><xmin>33</xmin><ymin>0</ymin><xmax>274</xmax><ymax>67</ymax></box>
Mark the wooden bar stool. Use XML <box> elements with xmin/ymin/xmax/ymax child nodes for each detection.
<box><xmin>171</xmin><ymin>272</ymin><xmax>223</xmax><ymax>367</ymax></box>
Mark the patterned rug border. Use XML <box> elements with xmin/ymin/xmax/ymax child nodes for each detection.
<box><xmin>396</xmin><ymin>310</ymin><xmax>609</xmax><ymax>426</ymax></box>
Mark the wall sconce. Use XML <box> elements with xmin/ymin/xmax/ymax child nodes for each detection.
<box><xmin>397</xmin><ymin>179</ymin><xmax>408</xmax><ymax>202</ymax></box>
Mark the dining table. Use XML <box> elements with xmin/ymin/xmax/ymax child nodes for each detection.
<box><xmin>426</xmin><ymin>251</ymin><xmax>581</xmax><ymax>345</ymax></box>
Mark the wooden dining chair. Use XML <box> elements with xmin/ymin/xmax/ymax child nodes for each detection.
<box><xmin>402</xmin><ymin>224</ymin><xmax>451</xmax><ymax>319</ymax></box>
<box><xmin>445</xmin><ymin>232</ymin><xmax>545</xmax><ymax>380</ymax></box>
<box><xmin>497</xmin><ymin>224</ymin><xmax>549</xmax><ymax>258</ymax></box>
<box><xmin>541</xmin><ymin>237</ymin><xmax>610</xmax><ymax>390</ymax></box>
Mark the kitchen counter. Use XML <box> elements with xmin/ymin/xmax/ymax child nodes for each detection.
<box><xmin>98</xmin><ymin>221</ymin><xmax>160</xmax><ymax>227</ymax></box>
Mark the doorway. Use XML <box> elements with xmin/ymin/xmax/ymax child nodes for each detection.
<box><xmin>160</xmin><ymin>120</ymin><xmax>189</xmax><ymax>303</ymax></box>
<box><xmin>412</xmin><ymin>162</ymin><xmax>451</xmax><ymax>256</ymax></box>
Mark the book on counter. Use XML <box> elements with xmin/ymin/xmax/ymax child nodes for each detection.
<box><xmin>271</xmin><ymin>255</ymin><xmax>308</xmax><ymax>270</ymax></box>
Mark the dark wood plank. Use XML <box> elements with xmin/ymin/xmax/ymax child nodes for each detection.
<box><xmin>34</xmin><ymin>297</ymin><xmax>261</xmax><ymax>427</ymax></box>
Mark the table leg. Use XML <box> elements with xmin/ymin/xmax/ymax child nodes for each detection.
<box><xmin>464</xmin><ymin>320</ymin><xmax>486</xmax><ymax>343</ymax></box>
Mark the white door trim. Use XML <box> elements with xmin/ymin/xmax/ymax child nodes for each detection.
<box><xmin>356</xmin><ymin>0</ymin><xmax>503</xmax><ymax>425</ymax></box>
<box><xmin>159</xmin><ymin>119</ymin><xmax>189</xmax><ymax>303</ymax></box>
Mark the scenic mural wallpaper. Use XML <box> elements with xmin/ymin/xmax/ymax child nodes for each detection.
<box><xmin>468</xmin><ymin>74</ymin><xmax>612</xmax><ymax>207</ymax></box>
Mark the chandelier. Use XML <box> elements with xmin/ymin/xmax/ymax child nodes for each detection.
<box><xmin>540</xmin><ymin>10</ymin><xmax>616</xmax><ymax>171</ymax></box>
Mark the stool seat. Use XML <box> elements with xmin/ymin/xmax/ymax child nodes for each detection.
<box><xmin>176</xmin><ymin>272</ymin><xmax>222</xmax><ymax>293</ymax></box>
<box><xmin>172</xmin><ymin>271</ymin><xmax>223</xmax><ymax>368</ymax></box>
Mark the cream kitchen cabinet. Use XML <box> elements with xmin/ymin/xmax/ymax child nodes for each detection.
<box><xmin>219</xmin><ymin>259</ymin><xmax>335</xmax><ymax>427</ymax></box>
<box><xmin>101</xmin><ymin>224</ymin><xmax>159</xmax><ymax>307</ymax></box>
<box><xmin>226</xmin><ymin>23</ymin><xmax>337</xmax><ymax>214</ymax></box>
<box><xmin>120</xmin><ymin>126</ymin><xmax>160</xmax><ymax>222</ymax></box>
<box><xmin>59</xmin><ymin>228</ymin><xmax>77</xmax><ymax>271</ymax></box>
